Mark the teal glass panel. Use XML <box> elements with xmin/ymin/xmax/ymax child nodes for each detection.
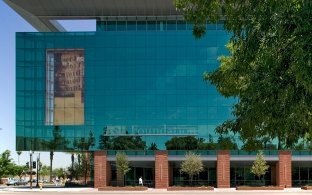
<box><xmin>15</xmin><ymin>21</ymin><xmax>238</xmax><ymax>151</ymax></box>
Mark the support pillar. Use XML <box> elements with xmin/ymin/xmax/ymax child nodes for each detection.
<box><xmin>217</xmin><ymin>150</ymin><xmax>230</xmax><ymax>188</ymax></box>
<box><xmin>94</xmin><ymin>151</ymin><xmax>110</xmax><ymax>188</ymax></box>
<box><xmin>276</xmin><ymin>150</ymin><xmax>291</xmax><ymax>188</ymax></box>
<box><xmin>155</xmin><ymin>151</ymin><xmax>168</xmax><ymax>189</ymax></box>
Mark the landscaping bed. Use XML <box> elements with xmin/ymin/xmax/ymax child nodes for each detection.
<box><xmin>98</xmin><ymin>186</ymin><xmax>148</xmax><ymax>191</ymax></box>
<box><xmin>236</xmin><ymin>186</ymin><xmax>284</xmax><ymax>190</ymax></box>
<box><xmin>167</xmin><ymin>186</ymin><xmax>214</xmax><ymax>191</ymax></box>
<box><xmin>301</xmin><ymin>186</ymin><xmax>312</xmax><ymax>190</ymax></box>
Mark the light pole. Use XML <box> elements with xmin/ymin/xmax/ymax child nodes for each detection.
<box><xmin>29</xmin><ymin>150</ymin><xmax>34</xmax><ymax>189</ymax></box>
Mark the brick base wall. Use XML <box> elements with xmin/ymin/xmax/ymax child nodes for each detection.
<box><xmin>155</xmin><ymin>151</ymin><xmax>169</xmax><ymax>188</ymax></box>
<box><xmin>217</xmin><ymin>150</ymin><xmax>230</xmax><ymax>188</ymax></box>
<box><xmin>277</xmin><ymin>150</ymin><xmax>292</xmax><ymax>187</ymax></box>
<box><xmin>93</xmin><ymin>150</ymin><xmax>294</xmax><ymax>189</ymax></box>
<box><xmin>94</xmin><ymin>151</ymin><xmax>110</xmax><ymax>188</ymax></box>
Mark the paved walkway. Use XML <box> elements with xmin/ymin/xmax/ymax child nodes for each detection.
<box><xmin>1</xmin><ymin>187</ymin><xmax>311</xmax><ymax>193</ymax></box>
<box><xmin>1</xmin><ymin>187</ymin><xmax>94</xmax><ymax>192</ymax></box>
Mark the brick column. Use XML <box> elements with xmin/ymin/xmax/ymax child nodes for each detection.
<box><xmin>155</xmin><ymin>151</ymin><xmax>169</xmax><ymax>188</ymax></box>
<box><xmin>276</xmin><ymin>150</ymin><xmax>291</xmax><ymax>188</ymax></box>
<box><xmin>217</xmin><ymin>150</ymin><xmax>230</xmax><ymax>188</ymax></box>
<box><xmin>94</xmin><ymin>151</ymin><xmax>110</xmax><ymax>188</ymax></box>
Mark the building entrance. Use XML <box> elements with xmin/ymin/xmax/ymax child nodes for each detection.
<box><xmin>110</xmin><ymin>161</ymin><xmax>155</xmax><ymax>187</ymax></box>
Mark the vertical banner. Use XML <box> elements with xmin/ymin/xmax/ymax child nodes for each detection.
<box><xmin>46</xmin><ymin>49</ymin><xmax>84</xmax><ymax>125</ymax></box>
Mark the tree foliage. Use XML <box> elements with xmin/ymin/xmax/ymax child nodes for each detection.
<box><xmin>251</xmin><ymin>151</ymin><xmax>269</xmax><ymax>180</ymax></box>
<box><xmin>12</xmin><ymin>165</ymin><xmax>28</xmax><ymax>180</ymax></box>
<box><xmin>165</xmin><ymin>135</ymin><xmax>238</xmax><ymax>150</ymax></box>
<box><xmin>216</xmin><ymin>136</ymin><xmax>238</xmax><ymax>150</ymax></box>
<box><xmin>53</xmin><ymin>167</ymin><xmax>66</xmax><ymax>179</ymax></box>
<box><xmin>99</xmin><ymin>128</ymin><xmax>146</xmax><ymax>150</ymax></box>
<box><xmin>73</xmin><ymin>131</ymin><xmax>96</xmax><ymax>150</ymax></box>
<box><xmin>109</xmin><ymin>136</ymin><xmax>146</xmax><ymax>150</ymax></box>
<box><xmin>175</xmin><ymin>0</ymin><xmax>312</xmax><ymax>149</ymax></box>
<box><xmin>0</xmin><ymin>150</ymin><xmax>14</xmax><ymax>178</ymax></box>
<box><xmin>165</xmin><ymin>136</ymin><xmax>199</xmax><ymax>150</ymax></box>
<box><xmin>44</xmin><ymin>126</ymin><xmax>68</xmax><ymax>182</ymax></box>
<box><xmin>80</xmin><ymin>153</ymin><xmax>91</xmax><ymax>185</ymax></box>
<box><xmin>45</xmin><ymin>126</ymin><xmax>68</xmax><ymax>151</ymax></box>
<box><xmin>39</xmin><ymin>165</ymin><xmax>50</xmax><ymax>180</ymax></box>
<box><xmin>148</xmin><ymin>142</ymin><xmax>158</xmax><ymax>150</ymax></box>
<box><xmin>116</xmin><ymin>152</ymin><xmax>130</xmax><ymax>178</ymax></box>
<box><xmin>16</xmin><ymin>151</ymin><xmax>22</xmax><ymax>164</ymax></box>
<box><xmin>67</xmin><ymin>162</ymin><xmax>81</xmax><ymax>180</ymax></box>
<box><xmin>180</xmin><ymin>152</ymin><xmax>204</xmax><ymax>185</ymax></box>
<box><xmin>0</xmin><ymin>150</ymin><xmax>28</xmax><ymax>179</ymax></box>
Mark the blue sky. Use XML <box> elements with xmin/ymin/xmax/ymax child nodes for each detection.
<box><xmin>0</xmin><ymin>1</ymin><xmax>95</xmax><ymax>168</ymax></box>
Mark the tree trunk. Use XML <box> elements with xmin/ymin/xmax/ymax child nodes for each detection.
<box><xmin>71</xmin><ymin>153</ymin><xmax>74</xmax><ymax>179</ymax></box>
<box><xmin>50</xmin><ymin>151</ymin><xmax>54</xmax><ymax>182</ymax></box>
<box><xmin>190</xmin><ymin>175</ymin><xmax>193</xmax><ymax>186</ymax></box>
<box><xmin>84</xmin><ymin>170</ymin><xmax>87</xmax><ymax>185</ymax></box>
<box><xmin>117</xmin><ymin>172</ymin><xmax>124</xmax><ymax>187</ymax></box>
<box><xmin>277</xmin><ymin>134</ymin><xmax>282</xmax><ymax>150</ymax></box>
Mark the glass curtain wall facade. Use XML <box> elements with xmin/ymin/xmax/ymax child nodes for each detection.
<box><xmin>16</xmin><ymin>19</ymin><xmax>235</xmax><ymax>151</ymax></box>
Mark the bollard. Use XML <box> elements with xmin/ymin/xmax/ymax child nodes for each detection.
<box><xmin>39</xmin><ymin>182</ymin><xmax>43</xmax><ymax>190</ymax></box>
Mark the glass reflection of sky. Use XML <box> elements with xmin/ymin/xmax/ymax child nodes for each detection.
<box><xmin>16</xmin><ymin>22</ymin><xmax>238</xmax><ymax>150</ymax></box>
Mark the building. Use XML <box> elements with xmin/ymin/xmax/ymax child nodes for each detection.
<box><xmin>5</xmin><ymin>0</ymin><xmax>312</xmax><ymax>188</ymax></box>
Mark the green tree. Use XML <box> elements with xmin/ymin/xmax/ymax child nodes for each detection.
<box><xmin>111</xmin><ymin>136</ymin><xmax>146</xmax><ymax>150</ymax></box>
<box><xmin>165</xmin><ymin>136</ymin><xmax>199</xmax><ymax>150</ymax></box>
<box><xmin>16</xmin><ymin>151</ymin><xmax>22</xmax><ymax>165</ymax></box>
<box><xmin>12</xmin><ymin>165</ymin><xmax>27</xmax><ymax>180</ymax></box>
<box><xmin>99</xmin><ymin>128</ymin><xmax>146</xmax><ymax>150</ymax></box>
<box><xmin>72</xmin><ymin>131</ymin><xmax>96</xmax><ymax>184</ymax></box>
<box><xmin>148</xmin><ymin>142</ymin><xmax>158</xmax><ymax>150</ymax></box>
<box><xmin>53</xmin><ymin>167</ymin><xmax>66</xmax><ymax>179</ymax></box>
<box><xmin>67</xmin><ymin>162</ymin><xmax>81</xmax><ymax>181</ymax></box>
<box><xmin>251</xmin><ymin>151</ymin><xmax>269</xmax><ymax>181</ymax></box>
<box><xmin>80</xmin><ymin>153</ymin><xmax>91</xmax><ymax>185</ymax></box>
<box><xmin>217</xmin><ymin>136</ymin><xmax>238</xmax><ymax>150</ymax></box>
<box><xmin>44</xmin><ymin>126</ymin><xmax>68</xmax><ymax>182</ymax></box>
<box><xmin>180</xmin><ymin>152</ymin><xmax>204</xmax><ymax>185</ymax></box>
<box><xmin>98</xmin><ymin>127</ymin><xmax>111</xmax><ymax>149</ymax></box>
<box><xmin>0</xmin><ymin>150</ymin><xmax>14</xmax><ymax>178</ymax></box>
<box><xmin>73</xmin><ymin>131</ymin><xmax>96</xmax><ymax>150</ymax></box>
<box><xmin>116</xmin><ymin>152</ymin><xmax>131</xmax><ymax>186</ymax></box>
<box><xmin>49</xmin><ymin>152</ymin><xmax>54</xmax><ymax>182</ymax></box>
<box><xmin>39</xmin><ymin>165</ymin><xmax>50</xmax><ymax>181</ymax></box>
<box><xmin>197</xmin><ymin>135</ymin><xmax>217</xmax><ymax>150</ymax></box>
<box><xmin>175</xmin><ymin>0</ymin><xmax>312</xmax><ymax>149</ymax></box>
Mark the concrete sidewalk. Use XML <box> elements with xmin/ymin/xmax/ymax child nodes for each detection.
<box><xmin>1</xmin><ymin>187</ymin><xmax>96</xmax><ymax>192</ymax></box>
<box><xmin>0</xmin><ymin>187</ymin><xmax>311</xmax><ymax>193</ymax></box>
